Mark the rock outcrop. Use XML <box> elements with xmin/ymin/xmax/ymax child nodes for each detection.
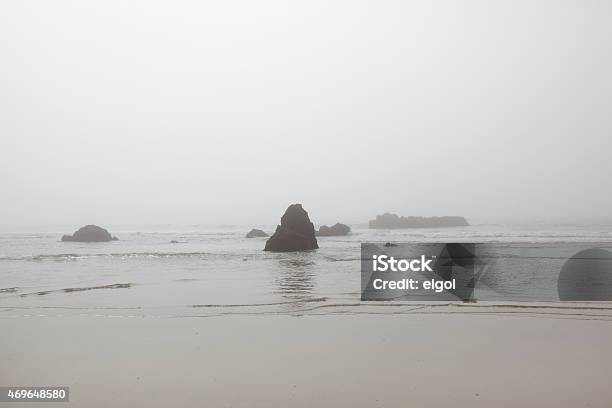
<box><xmin>369</xmin><ymin>213</ymin><xmax>469</xmax><ymax>229</ymax></box>
<box><xmin>264</xmin><ymin>204</ymin><xmax>318</xmax><ymax>252</ymax></box>
<box><xmin>61</xmin><ymin>225</ymin><xmax>118</xmax><ymax>242</ymax></box>
<box><xmin>316</xmin><ymin>223</ymin><xmax>351</xmax><ymax>237</ymax></box>
<box><xmin>246</xmin><ymin>229</ymin><xmax>268</xmax><ymax>238</ymax></box>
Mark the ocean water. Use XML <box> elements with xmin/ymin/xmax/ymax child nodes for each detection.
<box><xmin>1</xmin><ymin>224</ymin><xmax>612</xmax><ymax>318</ymax></box>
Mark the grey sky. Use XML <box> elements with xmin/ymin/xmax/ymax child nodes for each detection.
<box><xmin>1</xmin><ymin>0</ymin><xmax>611</xmax><ymax>229</ymax></box>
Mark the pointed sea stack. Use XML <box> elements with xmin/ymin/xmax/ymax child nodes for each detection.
<box><xmin>61</xmin><ymin>225</ymin><xmax>118</xmax><ymax>242</ymax></box>
<box><xmin>264</xmin><ymin>204</ymin><xmax>318</xmax><ymax>252</ymax></box>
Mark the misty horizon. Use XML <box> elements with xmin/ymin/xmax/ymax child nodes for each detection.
<box><xmin>2</xmin><ymin>1</ymin><xmax>611</xmax><ymax>230</ymax></box>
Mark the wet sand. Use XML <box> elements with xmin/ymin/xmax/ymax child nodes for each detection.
<box><xmin>1</xmin><ymin>307</ymin><xmax>612</xmax><ymax>407</ymax></box>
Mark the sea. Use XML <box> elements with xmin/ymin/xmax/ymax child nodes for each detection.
<box><xmin>2</xmin><ymin>223</ymin><xmax>612</xmax><ymax>318</ymax></box>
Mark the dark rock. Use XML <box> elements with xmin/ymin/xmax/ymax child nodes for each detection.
<box><xmin>61</xmin><ymin>225</ymin><xmax>117</xmax><ymax>242</ymax></box>
<box><xmin>246</xmin><ymin>229</ymin><xmax>268</xmax><ymax>238</ymax></box>
<box><xmin>384</xmin><ymin>242</ymin><xmax>398</xmax><ymax>247</ymax></box>
<box><xmin>264</xmin><ymin>204</ymin><xmax>318</xmax><ymax>252</ymax></box>
<box><xmin>170</xmin><ymin>240</ymin><xmax>179</xmax><ymax>244</ymax></box>
<box><xmin>316</xmin><ymin>223</ymin><xmax>351</xmax><ymax>237</ymax></box>
<box><xmin>369</xmin><ymin>213</ymin><xmax>469</xmax><ymax>229</ymax></box>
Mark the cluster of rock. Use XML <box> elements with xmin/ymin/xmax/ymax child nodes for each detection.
<box><xmin>61</xmin><ymin>209</ymin><xmax>467</xmax><ymax>251</ymax></box>
<box><xmin>316</xmin><ymin>223</ymin><xmax>350</xmax><ymax>237</ymax></box>
<box><xmin>369</xmin><ymin>213</ymin><xmax>469</xmax><ymax>229</ymax></box>
<box><xmin>246</xmin><ymin>229</ymin><xmax>268</xmax><ymax>238</ymax></box>
<box><xmin>61</xmin><ymin>225</ymin><xmax>118</xmax><ymax>242</ymax></box>
<box><xmin>264</xmin><ymin>204</ymin><xmax>318</xmax><ymax>252</ymax></box>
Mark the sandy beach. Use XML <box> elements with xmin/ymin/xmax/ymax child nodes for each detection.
<box><xmin>2</xmin><ymin>226</ymin><xmax>612</xmax><ymax>407</ymax></box>
<box><xmin>2</xmin><ymin>304</ymin><xmax>611</xmax><ymax>407</ymax></box>
<box><xmin>3</xmin><ymin>0</ymin><xmax>612</xmax><ymax>406</ymax></box>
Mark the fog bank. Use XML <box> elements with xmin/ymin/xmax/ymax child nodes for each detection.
<box><xmin>2</xmin><ymin>1</ymin><xmax>611</xmax><ymax>229</ymax></box>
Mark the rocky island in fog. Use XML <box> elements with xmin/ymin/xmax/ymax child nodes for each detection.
<box><xmin>264</xmin><ymin>204</ymin><xmax>318</xmax><ymax>252</ymax></box>
<box><xmin>246</xmin><ymin>229</ymin><xmax>268</xmax><ymax>238</ymax></box>
<box><xmin>369</xmin><ymin>213</ymin><xmax>469</xmax><ymax>229</ymax></box>
<box><xmin>316</xmin><ymin>223</ymin><xmax>351</xmax><ymax>236</ymax></box>
<box><xmin>61</xmin><ymin>225</ymin><xmax>118</xmax><ymax>242</ymax></box>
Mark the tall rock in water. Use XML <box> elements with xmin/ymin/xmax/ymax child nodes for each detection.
<box><xmin>61</xmin><ymin>225</ymin><xmax>118</xmax><ymax>242</ymax></box>
<box><xmin>264</xmin><ymin>204</ymin><xmax>318</xmax><ymax>252</ymax></box>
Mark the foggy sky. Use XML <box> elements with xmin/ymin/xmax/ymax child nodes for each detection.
<box><xmin>1</xmin><ymin>0</ymin><xmax>611</xmax><ymax>230</ymax></box>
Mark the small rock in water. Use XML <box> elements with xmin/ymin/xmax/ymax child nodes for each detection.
<box><xmin>61</xmin><ymin>225</ymin><xmax>118</xmax><ymax>242</ymax></box>
<box><xmin>316</xmin><ymin>223</ymin><xmax>351</xmax><ymax>237</ymax></box>
<box><xmin>246</xmin><ymin>229</ymin><xmax>268</xmax><ymax>238</ymax></box>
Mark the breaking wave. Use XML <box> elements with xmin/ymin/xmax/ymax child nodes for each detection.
<box><xmin>1</xmin><ymin>252</ymin><xmax>219</xmax><ymax>262</ymax></box>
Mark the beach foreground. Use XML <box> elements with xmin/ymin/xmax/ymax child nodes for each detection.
<box><xmin>2</xmin><ymin>308</ymin><xmax>611</xmax><ymax>407</ymax></box>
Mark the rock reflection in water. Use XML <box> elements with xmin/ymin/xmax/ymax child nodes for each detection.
<box><xmin>275</xmin><ymin>254</ymin><xmax>317</xmax><ymax>308</ymax></box>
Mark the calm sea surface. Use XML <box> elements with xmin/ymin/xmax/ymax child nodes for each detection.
<box><xmin>2</xmin><ymin>224</ymin><xmax>612</xmax><ymax>317</ymax></box>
